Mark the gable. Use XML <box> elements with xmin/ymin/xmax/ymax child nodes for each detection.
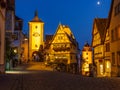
<box><xmin>51</xmin><ymin>24</ymin><xmax>74</xmax><ymax>44</ymax></box>
<box><xmin>52</xmin><ymin>32</ymin><xmax>71</xmax><ymax>44</ymax></box>
<box><xmin>92</xmin><ymin>22</ymin><xmax>101</xmax><ymax>47</ymax></box>
<box><xmin>64</xmin><ymin>26</ymin><xmax>75</xmax><ymax>39</ymax></box>
<box><xmin>92</xmin><ymin>32</ymin><xmax>101</xmax><ymax>46</ymax></box>
<box><xmin>93</xmin><ymin>23</ymin><xmax>98</xmax><ymax>35</ymax></box>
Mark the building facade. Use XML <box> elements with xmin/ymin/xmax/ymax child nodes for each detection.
<box><xmin>44</xmin><ymin>24</ymin><xmax>79</xmax><ymax>73</ymax></box>
<box><xmin>81</xmin><ymin>43</ymin><xmax>92</xmax><ymax>76</ymax></box>
<box><xmin>104</xmin><ymin>28</ymin><xmax>111</xmax><ymax>77</ymax></box>
<box><xmin>0</xmin><ymin>0</ymin><xmax>6</xmax><ymax>73</ymax></box>
<box><xmin>21</xmin><ymin>34</ymin><xmax>28</xmax><ymax>63</ymax></box>
<box><xmin>28</xmin><ymin>11</ymin><xmax>44</xmax><ymax>61</ymax></box>
<box><xmin>108</xmin><ymin>0</ymin><xmax>120</xmax><ymax>77</ymax></box>
<box><xmin>92</xmin><ymin>18</ymin><xmax>108</xmax><ymax>77</ymax></box>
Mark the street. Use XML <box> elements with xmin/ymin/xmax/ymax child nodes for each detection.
<box><xmin>0</xmin><ymin>62</ymin><xmax>120</xmax><ymax>90</ymax></box>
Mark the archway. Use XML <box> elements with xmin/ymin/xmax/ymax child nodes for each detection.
<box><xmin>32</xmin><ymin>51</ymin><xmax>40</xmax><ymax>62</ymax></box>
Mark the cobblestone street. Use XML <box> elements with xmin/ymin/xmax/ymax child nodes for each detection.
<box><xmin>0</xmin><ymin>62</ymin><xmax>120</xmax><ymax>90</ymax></box>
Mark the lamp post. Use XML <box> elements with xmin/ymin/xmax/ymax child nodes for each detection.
<box><xmin>23</xmin><ymin>37</ymin><xmax>29</xmax><ymax>63</ymax></box>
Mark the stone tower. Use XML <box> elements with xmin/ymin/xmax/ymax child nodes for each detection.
<box><xmin>28</xmin><ymin>11</ymin><xmax>44</xmax><ymax>60</ymax></box>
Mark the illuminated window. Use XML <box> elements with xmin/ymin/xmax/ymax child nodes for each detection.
<box><xmin>106</xmin><ymin>61</ymin><xmax>110</xmax><ymax>69</ymax></box>
<box><xmin>100</xmin><ymin>64</ymin><xmax>103</xmax><ymax>75</ymax></box>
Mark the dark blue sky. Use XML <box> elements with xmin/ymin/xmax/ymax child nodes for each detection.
<box><xmin>15</xmin><ymin>0</ymin><xmax>111</xmax><ymax>49</ymax></box>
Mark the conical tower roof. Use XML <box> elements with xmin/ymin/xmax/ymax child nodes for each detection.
<box><xmin>30</xmin><ymin>10</ymin><xmax>43</xmax><ymax>22</ymax></box>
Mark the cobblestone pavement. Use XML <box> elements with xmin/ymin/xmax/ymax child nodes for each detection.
<box><xmin>0</xmin><ymin>62</ymin><xmax>120</xmax><ymax>90</ymax></box>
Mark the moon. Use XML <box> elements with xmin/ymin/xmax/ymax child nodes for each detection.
<box><xmin>97</xmin><ymin>1</ymin><xmax>101</xmax><ymax>5</ymax></box>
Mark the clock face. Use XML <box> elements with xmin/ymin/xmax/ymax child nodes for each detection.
<box><xmin>33</xmin><ymin>32</ymin><xmax>40</xmax><ymax>37</ymax></box>
<box><xmin>32</xmin><ymin>31</ymin><xmax>40</xmax><ymax>50</ymax></box>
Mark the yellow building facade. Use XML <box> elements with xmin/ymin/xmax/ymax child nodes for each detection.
<box><xmin>28</xmin><ymin>11</ymin><xmax>44</xmax><ymax>61</ymax></box>
<box><xmin>81</xmin><ymin>43</ymin><xmax>92</xmax><ymax>76</ymax></box>
<box><xmin>45</xmin><ymin>24</ymin><xmax>79</xmax><ymax>72</ymax></box>
<box><xmin>108</xmin><ymin>0</ymin><xmax>120</xmax><ymax>76</ymax></box>
<box><xmin>104</xmin><ymin>28</ymin><xmax>111</xmax><ymax>77</ymax></box>
<box><xmin>92</xmin><ymin>18</ymin><xmax>108</xmax><ymax>77</ymax></box>
<box><xmin>0</xmin><ymin>0</ymin><xmax>6</xmax><ymax>73</ymax></box>
<box><xmin>91</xmin><ymin>0</ymin><xmax>120</xmax><ymax>77</ymax></box>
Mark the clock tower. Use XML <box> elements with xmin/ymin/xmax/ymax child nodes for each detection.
<box><xmin>28</xmin><ymin>11</ymin><xmax>44</xmax><ymax>60</ymax></box>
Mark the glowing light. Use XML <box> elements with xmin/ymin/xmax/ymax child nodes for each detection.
<box><xmin>5</xmin><ymin>71</ymin><xmax>31</xmax><ymax>74</ymax></box>
<box><xmin>97</xmin><ymin>1</ymin><xmax>101</xmax><ymax>5</ymax></box>
<box><xmin>24</xmin><ymin>38</ymin><xmax>28</xmax><ymax>41</ymax></box>
<box><xmin>14</xmin><ymin>49</ymin><xmax>17</xmax><ymax>53</ymax></box>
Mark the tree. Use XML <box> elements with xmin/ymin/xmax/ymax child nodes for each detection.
<box><xmin>5</xmin><ymin>37</ymin><xmax>16</xmax><ymax>70</ymax></box>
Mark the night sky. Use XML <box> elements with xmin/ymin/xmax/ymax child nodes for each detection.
<box><xmin>15</xmin><ymin>0</ymin><xmax>111</xmax><ymax>49</ymax></box>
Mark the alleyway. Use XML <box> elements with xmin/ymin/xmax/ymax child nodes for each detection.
<box><xmin>0</xmin><ymin>62</ymin><xmax>120</xmax><ymax>90</ymax></box>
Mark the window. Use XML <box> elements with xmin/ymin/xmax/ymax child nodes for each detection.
<box><xmin>119</xmin><ymin>4</ymin><xmax>120</xmax><ymax>12</ymax></box>
<box><xmin>106</xmin><ymin>43</ymin><xmax>110</xmax><ymax>52</ymax></box>
<box><xmin>115</xmin><ymin>5</ymin><xmax>119</xmax><ymax>16</ymax></box>
<box><xmin>71</xmin><ymin>56</ymin><xmax>72</xmax><ymax>60</ymax></box>
<box><xmin>14</xmin><ymin>32</ymin><xmax>19</xmax><ymax>40</ymax></box>
<box><xmin>111</xmin><ymin>30</ymin><xmax>114</xmax><ymax>42</ymax></box>
<box><xmin>112</xmin><ymin>52</ymin><xmax>115</xmax><ymax>65</ymax></box>
<box><xmin>58</xmin><ymin>36</ymin><xmax>63</xmax><ymax>40</ymax></box>
<box><xmin>35</xmin><ymin>26</ymin><xmax>38</xmax><ymax>29</ymax></box>
<box><xmin>111</xmin><ymin>29</ymin><xmax>117</xmax><ymax>42</ymax></box>
<box><xmin>117</xmin><ymin>26</ymin><xmax>120</xmax><ymax>39</ymax></box>
<box><xmin>35</xmin><ymin>44</ymin><xmax>38</xmax><ymax>48</ymax></box>
<box><xmin>86</xmin><ymin>53</ymin><xmax>88</xmax><ymax>55</ymax></box>
<box><xmin>5</xmin><ymin>11</ymin><xmax>12</xmax><ymax>30</ymax></box>
<box><xmin>117</xmin><ymin>51</ymin><xmax>120</xmax><ymax>66</ymax></box>
<box><xmin>115</xmin><ymin>3</ymin><xmax>120</xmax><ymax>16</ymax></box>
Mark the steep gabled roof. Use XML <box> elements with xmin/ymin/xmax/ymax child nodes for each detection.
<box><xmin>44</xmin><ymin>35</ymin><xmax>54</xmax><ymax>49</ymax></box>
<box><xmin>45</xmin><ymin>34</ymin><xmax>54</xmax><ymax>44</ymax></box>
<box><xmin>92</xmin><ymin>18</ymin><xmax>108</xmax><ymax>44</ymax></box>
<box><xmin>84</xmin><ymin>42</ymin><xmax>90</xmax><ymax>47</ymax></box>
<box><xmin>107</xmin><ymin>0</ymin><xmax>114</xmax><ymax>29</ymax></box>
<box><xmin>64</xmin><ymin>32</ymin><xmax>78</xmax><ymax>46</ymax></box>
<box><xmin>82</xmin><ymin>42</ymin><xmax>92</xmax><ymax>51</ymax></box>
<box><xmin>50</xmin><ymin>23</ymin><xmax>77</xmax><ymax>45</ymax></box>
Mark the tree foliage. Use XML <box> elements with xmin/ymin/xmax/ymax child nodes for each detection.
<box><xmin>5</xmin><ymin>37</ymin><xmax>16</xmax><ymax>62</ymax></box>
